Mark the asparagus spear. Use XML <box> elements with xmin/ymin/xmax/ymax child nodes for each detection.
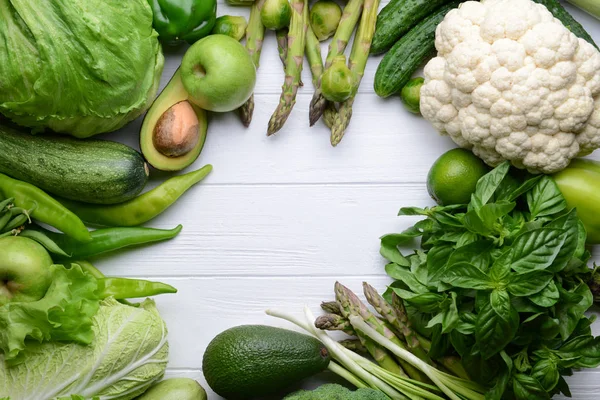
<box><xmin>267</xmin><ymin>0</ymin><xmax>309</xmax><ymax>136</ymax></box>
<box><xmin>320</xmin><ymin>300</ymin><xmax>342</xmax><ymax>315</ymax></box>
<box><xmin>309</xmin><ymin>0</ymin><xmax>364</xmax><ymax>126</ymax></box>
<box><xmin>315</xmin><ymin>313</ymin><xmax>356</xmax><ymax>335</ymax></box>
<box><xmin>339</xmin><ymin>338</ymin><xmax>369</xmax><ymax>355</ymax></box>
<box><xmin>238</xmin><ymin>0</ymin><xmax>267</xmax><ymax>127</ymax></box>
<box><xmin>336</xmin><ymin>282</ymin><xmax>429</xmax><ymax>382</ymax></box>
<box><xmin>276</xmin><ymin>28</ymin><xmax>289</xmax><ymax>67</ymax></box>
<box><xmin>305</xmin><ymin>24</ymin><xmax>323</xmax><ymax>88</ymax></box>
<box><xmin>277</xmin><ymin>28</ymin><xmax>303</xmax><ymax>86</ymax></box>
<box><xmin>323</xmin><ymin>103</ymin><xmax>337</xmax><ymax>129</ymax></box>
<box><xmin>364</xmin><ymin>283</ymin><xmax>433</xmax><ymax>364</ymax></box>
<box><xmin>315</xmin><ymin>311</ymin><xmax>406</xmax><ymax>376</ymax></box>
<box><xmin>330</xmin><ymin>0</ymin><xmax>380</xmax><ymax>146</ymax></box>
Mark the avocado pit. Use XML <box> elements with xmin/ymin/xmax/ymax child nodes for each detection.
<box><xmin>153</xmin><ymin>101</ymin><xmax>200</xmax><ymax>158</ymax></box>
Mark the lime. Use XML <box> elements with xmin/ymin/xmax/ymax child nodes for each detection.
<box><xmin>427</xmin><ymin>148</ymin><xmax>489</xmax><ymax>205</ymax></box>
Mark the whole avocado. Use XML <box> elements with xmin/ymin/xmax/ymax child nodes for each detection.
<box><xmin>136</xmin><ymin>378</ymin><xmax>207</xmax><ymax>400</ymax></box>
<box><xmin>203</xmin><ymin>325</ymin><xmax>331</xmax><ymax>399</ymax></box>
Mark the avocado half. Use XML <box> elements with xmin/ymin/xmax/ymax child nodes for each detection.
<box><xmin>140</xmin><ymin>69</ymin><xmax>207</xmax><ymax>171</ymax></box>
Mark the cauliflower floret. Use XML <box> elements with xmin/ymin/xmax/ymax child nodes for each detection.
<box><xmin>421</xmin><ymin>0</ymin><xmax>600</xmax><ymax>173</ymax></box>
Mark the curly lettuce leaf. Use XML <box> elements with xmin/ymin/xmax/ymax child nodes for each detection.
<box><xmin>0</xmin><ymin>0</ymin><xmax>164</xmax><ymax>137</ymax></box>
<box><xmin>0</xmin><ymin>264</ymin><xmax>100</xmax><ymax>363</ymax></box>
<box><xmin>0</xmin><ymin>298</ymin><xmax>168</xmax><ymax>400</ymax></box>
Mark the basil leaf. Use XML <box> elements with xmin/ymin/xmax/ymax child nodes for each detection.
<box><xmin>490</xmin><ymin>289</ymin><xmax>512</xmax><ymax>321</ymax></box>
<box><xmin>439</xmin><ymin>292</ymin><xmax>460</xmax><ymax>333</ymax></box>
<box><xmin>381</xmin><ymin>232</ymin><xmax>416</xmax><ymax>265</ymax></box>
<box><xmin>510</xmin><ymin>228</ymin><xmax>566</xmax><ymax>273</ymax></box>
<box><xmin>545</xmin><ymin>209</ymin><xmax>579</xmax><ymax>272</ymax></box>
<box><xmin>426</xmin><ymin>244</ymin><xmax>453</xmax><ymax>285</ymax></box>
<box><xmin>527</xmin><ymin>176</ymin><xmax>567</xmax><ymax>219</ymax></box>
<box><xmin>531</xmin><ymin>358</ymin><xmax>560</xmax><ymax>392</ymax></box>
<box><xmin>398</xmin><ymin>207</ymin><xmax>428</xmax><ymax>216</ymax></box>
<box><xmin>454</xmin><ymin>312</ymin><xmax>477</xmax><ymax>335</ymax></box>
<box><xmin>474</xmin><ymin>162</ymin><xmax>511</xmax><ymax>207</ymax></box>
<box><xmin>431</xmin><ymin>211</ymin><xmax>465</xmax><ymax>228</ymax></box>
<box><xmin>555</xmin><ymin>376</ymin><xmax>572</xmax><ymax>398</ymax></box>
<box><xmin>410</xmin><ymin>251</ymin><xmax>429</xmax><ymax>286</ymax></box>
<box><xmin>456</xmin><ymin>230</ymin><xmax>479</xmax><ymax>247</ymax></box>
<box><xmin>556</xmin><ymin>284</ymin><xmax>593</xmax><ymax>340</ymax></box>
<box><xmin>476</xmin><ymin>297</ymin><xmax>519</xmax><ymax>359</ymax></box>
<box><xmin>489</xmin><ymin>249</ymin><xmax>512</xmax><ymax>285</ymax></box>
<box><xmin>463</xmin><ymin>210</ymin><xmax>493</xmax><ymax>236</ymax></box>
<box><xmin>392</xmin><ymin>289</ymin><xmax>445</xmax><ymax>313</ymax></box>
<box><xmin>514</xmin><ymin>348</ymin><xmax>532</xmax><ymax>373</ymax></box>
<box><xmin>429</xmin><ymin>325</ymin><xmax>450</xmax><ymax>359</ymax></box>
<box><xmin>511</xmin><ymin>297</ymin><xmax>544</xmax><ymax>314</ymax></box>
<box><xmin>385</xmin><ymin>263</ymin><xmax>428</xmax><ymax>294</ymax></box>
<box><xmin>507</xmin><ymin>175</ymin><xmax>543</xmax><ymax>201</ymax></box>
<box><xmin>512</xmin><ymin>374</ymin><xmax>550</xmax><ymax>400</ymax></box>
<box><xmin>529</xmin><ymin>280</ymin><xmax>560</xmax><ymax>307</ymax></box>
<box><xmin>450</xmin><ymin>329</ymin><xmax>474</xmax><ymax>357</ymax></box>
<box><xmin>507</xmin><ymin>270</ymin><xmax>553</xmax><ymax>296</ymax></box>
<box><xmin>559</xmin><ymin>335</ymin><xmax>600</xmax><ymax>368</ymax></box>
<box><xmin>441</xmin><ymin>262</ymin><xmax>495</xmax><ymax>290</ymax></box>
<box><xmin>484</xmin><ymin>364</ymin><xmax>511</xmax><ymax>400</ymax></box>
<box><xmin>447</xmin><ymin>240</ymin><xmax>492</xmax><ymax>270</ymax></box>
<box><xmin>478</xmin><ymin>201</ymin><xmax>516</xmax><ymax>229</ymax></box>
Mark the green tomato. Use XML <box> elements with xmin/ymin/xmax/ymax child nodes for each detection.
<box><xmin>0</xmin><ymin>236</ymin><xmax>53</xmax><ymax>306</ymax></box>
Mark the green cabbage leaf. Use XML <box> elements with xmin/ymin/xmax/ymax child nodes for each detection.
<box><xmin>0</xmin><ymin>298</ymin><xmax>169</xmax><ymax>400</ymax></box>
<box><xmin>0</xmin><ymin>0</ymin><xmax>164</xmax><ymax>138</ymax></box>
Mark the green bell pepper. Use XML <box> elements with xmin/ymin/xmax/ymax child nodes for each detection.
<box><xmin>148</xmin><ymin>0</ymin><xmax>218</xmax><ymax>45</ymax></box>
<box><xmin>553</xmin><ymin>158</ymin><xmax>600</xmax><ymax>244</ymax></box>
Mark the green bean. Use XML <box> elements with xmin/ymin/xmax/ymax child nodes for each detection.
<box><xmin>0</xmin><ymin>211</ymin><xmax>12</xmax><ymax>231</ymax></box>
<box><xmin>19</xmin><ymin>229</ymin><xmax>70</xmax><ymax>257</ymax></box>
<box><xmin>58</xmin><ymin>165</ymin><xmax>212</xmax><ymax>227</ymax></box>
<box><xmin>97</xmin><ymin>277</ymin><xmax>177</xmax><ymax>299</ymax></box>
<box><xmin>0</xmin><ymin>173</ymin><xmax>91</xmax><ymax>242</ymax></box>
<box><xmin>30</xmin><ymin>224</ymin><xmax>183</xmax><ymax>260</ymax></box>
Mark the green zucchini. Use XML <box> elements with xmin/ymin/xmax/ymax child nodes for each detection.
<box><xmin>374</xmin><ymin>1</ymin><xmax>460</xmax><ymax>98</ymax></box>
<box><xmin>533</xmin><ymin>0</ymin><xmax>598</xmax><ymax>48</ymax></box>
<box><xmin>0</xmin><ymin>124</ymin><xmax>149</xmax><ymax>204</ymax></box>
<box><xmin>371</xmin><ymin>0</ymin><xmax>454</xmax><ymax>55</ymax></box>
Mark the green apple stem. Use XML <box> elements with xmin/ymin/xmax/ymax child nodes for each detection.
<box><xmin>238</xmin><ymin>0</ymin><xmax>266</xmax><ymax>127</ymax></box>
<box><xmin>266</xmin><ymin>0</ymin><xmax>309</xmax><ymax>136</ymax></box>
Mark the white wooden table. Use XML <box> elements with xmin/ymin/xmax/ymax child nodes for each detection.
<box><xmin>101</xmin><ymin>2</ymin><xmax>600</xmax><ymax>398</ymax></box>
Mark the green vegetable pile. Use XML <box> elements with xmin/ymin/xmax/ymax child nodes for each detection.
<box><xmin>380</xmin><ymin>162</ymin><xmax>600</xmax><ymax>398</ymax></box>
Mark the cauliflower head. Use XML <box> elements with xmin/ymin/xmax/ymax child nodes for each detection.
<box><xmin>283</xmin><ymin>384</ymin><xmax>389</xmax><ymax>399</ymax></box>
<box><xmin>420</xmin><ymin>0</ymin><xmax>600</xmax><ymax>173</ymax></box>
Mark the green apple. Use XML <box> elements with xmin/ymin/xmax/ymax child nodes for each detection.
<box><xmin>0</xmin><ymin>237</ymin><xmax>53</xmax><ymax>306</ymax></box>
<box><xmin>181</xmin><ymin>34</ymin><xmax>257</xmax><ymax>112</ymax></box>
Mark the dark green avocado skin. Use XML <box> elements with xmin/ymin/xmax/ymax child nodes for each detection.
<box><xmin>202</xmin><ymin>325</ymin><xmax>331</xmax><ymax>399</ymax></box>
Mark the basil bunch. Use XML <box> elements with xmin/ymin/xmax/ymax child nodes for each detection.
<box><xmin>381</xmin><ymin>162</ymin><xmax>600</xmax><ymax>399</ymax></box>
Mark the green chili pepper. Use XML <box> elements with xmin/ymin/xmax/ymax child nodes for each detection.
<box><xmin>554</xmin><ymin>159</ymin><xmax>600</xmax><ymax>244</ymax></box>
<box><xmin>0</xmin><ymin>173</ymin><xmax>91</xmax><ymax>242</ymax></box>
<box><xmin>29</xmin><ymin>224</ymin><xmax>183</xmax><ymax>260</ymax></box>
<box><xmin>59</xmin><ymin>164</ymin><xmax>212</xmax><ymax>227</ymax></box>
<box><xmin>97</xmin><ymin>277</ymin><xmax>177</xmax><ymax>299</ymax></box>
<box><xmin>148</xmin><ymin>0</ymin><xmax>218</xmax><ymax>45</ymax></box>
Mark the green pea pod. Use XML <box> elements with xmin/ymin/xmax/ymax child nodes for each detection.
<box><xmin>29</xmin><ymin>224</ymin><xmax>183</xmax><ymax>260</ymax></box>
<box><xmin>0</xmin><ymin>210</ymin><xmax>12</xmax><ymax>231</ymax></box>
<box><xmin>0</xmin><ymin>173</ymin><xmax>91</xmax><ymax>242</ymax></box>
<box><xmin>59</xmin><ymin>165</ymin><xmax>212</xmax><ymax>227</ymax></box>
<box><xmin>19</xmin><ymin>229</ymin><xmax>70</xmax><ymax>257</ymax></box>
<box><xmin>97</xmin><ymin>277</ymin><xmax>177</xmax><ymax>299</ymax></box>
<box><xmin>0</xmin><ymin>197</ymin><xmax>14</xmax><ymax>211</ymax></box>
<box><xmin>553</xmin><ymin>158</ymin><xmax>600</xmax><ymax>244</ymax></box>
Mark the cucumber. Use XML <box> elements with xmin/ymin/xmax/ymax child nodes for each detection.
<box><xmin>533</xmin><ymin>0</ymin><xmax>598</xmax><ymax>48</ymax></box>
<box><xmin>374</xmin><ymin>1</ymin><xmax>460</xmax><ymax>98</ymax></box>
<box><xmin>371</xmin><ymin>0</ymin><xmax>454</xmax><ymax>55</ymax></box>
<box><xmin>0</xmin><ymin>124</ymin><xmax>149</xmax><ymax>204</ymax></box>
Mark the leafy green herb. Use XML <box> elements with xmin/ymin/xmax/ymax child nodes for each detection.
<box><xmin>380</xmin><ymin>164</ymin><xmax>600</xmax><ymax>398</ymax></box>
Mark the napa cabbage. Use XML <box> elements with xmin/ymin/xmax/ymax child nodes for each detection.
<box><xmin>0</xmin><ymin>0</ymin><xmax>164</xmax><ymax>138</ymax></box>
<box><xmin>0</xmin><ymin>298</ymin><xmax>169</xmax><ymax>400</ymax></box>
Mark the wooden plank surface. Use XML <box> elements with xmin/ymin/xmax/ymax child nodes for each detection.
<box><xmin>96</xmin><ymin>1</ymin><xmax>600</xmax><ymax>398</ymax></box>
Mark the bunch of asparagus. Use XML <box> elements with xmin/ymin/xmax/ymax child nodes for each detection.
<box><xmin>319</xmin><ymin>282</ymin><xmax>469</xmax><ymax>381</ymax></box>
<box><xmin>231</xmin><ymin>0</ymin><xmax>378</xmax><ymax>144</ymax></box>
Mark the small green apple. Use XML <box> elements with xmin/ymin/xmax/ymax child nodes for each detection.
<box><xmin>0</xmin><ymin>237</ymin><xmax>53</xmax><ymax>306</ymax></box>
<box><xmin>181</xmin><ymin>34</ymin><xmax>257</xmax><ymax>112</ymax></box>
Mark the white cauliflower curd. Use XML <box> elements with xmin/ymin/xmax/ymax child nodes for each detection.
<box><xmin>420</xmin><ymin>0</ymin><xmax>600</xmax><ymax>173</ymax></box>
